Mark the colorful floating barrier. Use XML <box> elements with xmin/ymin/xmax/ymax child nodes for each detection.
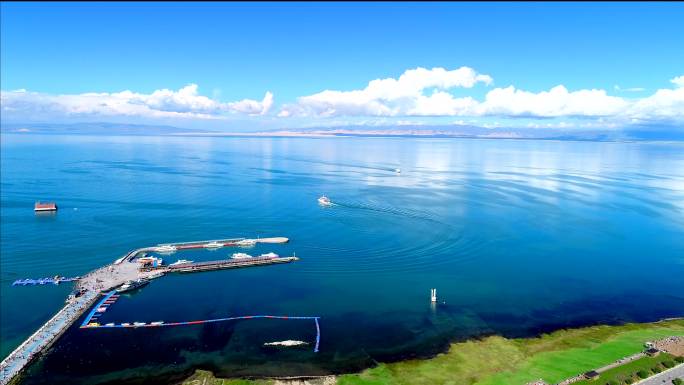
<box><xmin>11</xmin><ymin>276</ymin><xmax>80</xmax><ymax>286</ymax></box>
<box><xmin>80</xmin><ymin>293</ymin><xmax>321</xmax><ymax>352</ymax></box>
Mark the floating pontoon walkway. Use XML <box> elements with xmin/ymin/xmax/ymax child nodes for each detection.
<box><xmin>12</xmin><ymin>276</ymin><xmax>80</xmax><ymax>286</ymax></box>
<box><xmin>81</xmin><ymin>291</ymin><xmax>118</xmax><ymax>327</ymax></box>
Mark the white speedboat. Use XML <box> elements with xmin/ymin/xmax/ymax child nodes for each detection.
<box><xmin>318</xmin><ymin>196</ymin><xmax>332</xmax><ymax>206</ymax></box>
<box><xmin>169</xmin><ymin>259</ymin><xmax>193</xmax><ymax>266</ymax></box>
<box><xmin>264</xmin><ymin>340</ymin><xmax>308</xmax><ymax>347</ymax></box>
<box><xmin>259</xmin><ymin>252</ymin><xmax>279</xmax><ymax>258</ymax></box>
<box><xmin>235</xmin><ymin>239</ymin><xmax>257</xmax><ymax>247</ymax></box>
<box><xmin>395</xmin><ymin>168</ymin><xmax>401</xmax><ymax>174</ymax></box>
<box><xmin>116</xmin><ymin>278</ymin><xmax>149</xmax><ymax>293</ymax></box>
<box><xmin>231</xmin><ymin>252</ymin><xmax>253</xmax><ymax>259</ymax></box>
<box><xmin>155</xmin><ymin>245</ymin><xmax>177</xmax><ymax>253</ymax></box>
<box><xmin>204</xmin><ymin>241</ymin><xmax>223</xmax><ymax>248</ymax></box>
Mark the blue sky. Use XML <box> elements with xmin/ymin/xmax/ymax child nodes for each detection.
<box><xmin>1</xmin><ymin>2</ymin><xmax>683</xmax><ymax>132</ymax></box>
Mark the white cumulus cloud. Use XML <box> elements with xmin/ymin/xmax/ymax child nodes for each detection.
<box><xmin>0</xmin><ymin>84</ymin><xmax>274</xmax><ymax>120</ymax></box>
<box><xmin>477</xmin><ymin>85</ymin><xmax>628</xmax><ymax>117</ymax></box>
<box><xmin>280</xmin><ymin>66</ymin><xmax>492</xmax><ymax>117</ymax></box>
<box><xmin>228</xmin><ymin>91</ymin><xmax>273</xmax><ymax>115</ymax></box>
<box><xmin>671</xmin><ymin>75</ymin><xmax>684</xmax><ymax>88</ymax></box>
<box><xmin>279</xmin><ymin>68</ymin><xmax>684</xmax><ymax>126</ymax></box>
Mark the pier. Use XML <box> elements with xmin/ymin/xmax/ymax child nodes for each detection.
<box><xmin>0</xmin><ymin>236</ymin><xmax>293</xmax><ymax>385</ymax></box>
<box><xmin>164</xmin><ymin>255</ymin><xmax>298</xmax><ymax>273</ymax></box>
<box><xmin>0</xmin><ymin>291</ymin><xmax>99</xmax><ymax>385</ymax></box>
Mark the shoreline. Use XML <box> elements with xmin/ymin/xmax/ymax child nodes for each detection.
<box><xmin>181</xmin><ymin>318</ymin><xmax>684</xmax><ymax>385</ymax></box>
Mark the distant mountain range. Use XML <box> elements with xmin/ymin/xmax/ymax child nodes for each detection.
<box><xmin>0</xmin><ymin>122</ymin><xmax>213</xmax><ymax>136</ymax></box>
<box><xmin>2</xmin><ymin>122</ymin><xmax>683</xmax><ymax>141</ymax></box>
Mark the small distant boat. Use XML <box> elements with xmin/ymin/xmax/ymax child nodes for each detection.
<box><xmin>155</xmin><ymin>245</ymin><xmax>177</xmax><ymax>253</ymax></box>
<box><xmin>394</xmin><ymin>168</ymin><xmax>401</xmax><ymax>174</ymax></box>
<box><xmin>203</xmin><ymin>241</ymin><xmax>223</xmax><ymax>249</ymax></box>
<box><xmin>259</xmin><ymin>252</ymin><xmax>279</xmax><ymax>259</ymax></box>
<box><xmin>235</xmin><ymin>239</ymin><xmax>257</xmax><ymax>247</ymax></box>
<box><xmin>169</xmin><ymin>259</ymin><xmax>193</xmax><ymax>266</ymax></box>
<box><xmin>231</xmin><ymin>252</ymin><xmax>253</xmax><ymax>259</ymax></box>
<box><xmin>133</xmin><ymin>322</ymin><xmax>146</xmax><ymax>327</ymax></box>
<box><xmin>116</xmin><ymin>278</ymin><xmax>149</xmax><ymax>293</ymax></box>
<box><xmin>150</xmin><ymin>321</ymin><xmax>164</xmax><ymax>326</ymax></box>
<box><xmin>121</xmin><ymin>323</ymin><xmax>131</xmax><ymax>327</ymax></box>
<box><xmin>34</xmin><ymin>201</ymin><xmax>57</xmax><ymax>212</ymax></box>
<box><xmin>87</xmin><ymin>322</ymin><xmax>100</xmax><ymax>327</ymax></box>
<box><xmin>264</xmin><ymin>340</ymin><xmax>308</xmax><ymax>347</ymax></box>
<box><xmin>105</xmin><ymin>323</ymin><xmax>115</xmax><ymax>327</ymax></box>
<box><xmin>318</xmin><ymin>196</ymin><xmax>332</xmax><ymax>206</ymax></box>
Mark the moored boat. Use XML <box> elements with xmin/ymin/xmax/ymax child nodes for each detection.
<box><xmin>155</xmin><ymin>245</ymin><xmax>177</xmax><ymax>253</ymax></box>
<box><xmin>169</xmin><ymin>259</ymin><xmax>193</xmax><ymax>266</ymax></box>
<box><xmin>264</xmin><ymin>340</ymin><xmax>308</xmax><ymax>347</ymax></box>
<box><xmin>235</xmin><ymin>239</ymin><xmax>257</xmax><ymax>247</ymax></box>
<box><xmin>116</xmin><ymin>278</ymin><xmax>150</xmax><ymax>293</ymax></box>
<box><xmin>34</xmin><ymin>201</ymin><xmax>57</xmax><ymax>211</ymax></box>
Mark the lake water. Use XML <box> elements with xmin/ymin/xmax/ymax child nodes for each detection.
<box><xmin>1</xmin><ymin>134</ymin><xmax>683</xmax><ymax>384</ymax></box>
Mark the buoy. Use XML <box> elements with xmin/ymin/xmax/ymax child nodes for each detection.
<box><xmin>430</xmin><ymin>288</ymin><xmax>437</xmax><ymax>303</ymax></box>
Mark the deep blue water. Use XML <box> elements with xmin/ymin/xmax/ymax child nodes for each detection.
<box><xmin>1</xmin><ymin>134</ymin><xmax>683</xmax><ymax>384</ymax></box>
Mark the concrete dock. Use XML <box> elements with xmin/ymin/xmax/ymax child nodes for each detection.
<box><xmin>165</xmin><ymin>255</ymin><xmax>298</xmax><ymax>273</ymax></box>
<box><xmin>0</xmin><ymin>236</ymin><xmax>292</xmax><ymax>385</ymax></box>
<box><xmin>0</xmin><ymin>291</ymin><xmax>99</xmax><ymax>385</ymax></box>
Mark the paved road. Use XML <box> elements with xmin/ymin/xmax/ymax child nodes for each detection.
<box><xmin>636</xmin><ymin>363</ymin><xmax>684</xmax><ymax>385</ymax></box>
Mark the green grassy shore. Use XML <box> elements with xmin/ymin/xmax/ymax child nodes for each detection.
<box><xmin>182</xmin><ymin>319</ymin><xmax>684</xmax><ymax>385</ymax></box>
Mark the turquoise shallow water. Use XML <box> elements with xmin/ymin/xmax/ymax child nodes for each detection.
<box><xmin>1</xmin><ymin>134</ymin><xmax>683</xmax><ymax>384</ymax></box>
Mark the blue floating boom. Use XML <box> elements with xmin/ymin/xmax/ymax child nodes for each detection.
<box><xmin>81</xmin><ymin>291</ymin><xmax>117</xmax><ymax>327</ymax></box>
